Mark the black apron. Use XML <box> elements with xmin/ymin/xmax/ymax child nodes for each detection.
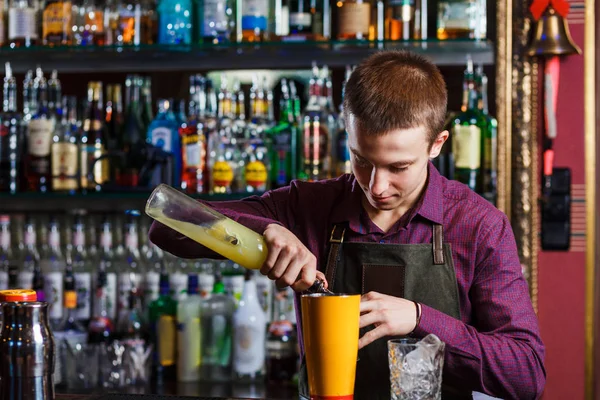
<box><xmin>299</xmin><ymin>222</ymin><xmax>470</xmax><ymax>400</ymax></box>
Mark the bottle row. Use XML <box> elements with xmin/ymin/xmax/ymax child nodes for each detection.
<box><xmin>0</xmin><ymin>58</ymin><xmax>498</xmax><ymax>202</ymax></box>
<box><xmin>0</xmin><ymin>0</ymin><xmax>487</xmax><ymax>49</ymax></box>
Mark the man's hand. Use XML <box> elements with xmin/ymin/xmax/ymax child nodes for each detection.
<box><xmin>358</xmin><ymin>291</ymin><xmax>419</xmax><ymax>349</ymax></box>
<box><xmin>261</xmin><ymin>224</ymin><xmax>319</xmax><ymax>292</ymax></box>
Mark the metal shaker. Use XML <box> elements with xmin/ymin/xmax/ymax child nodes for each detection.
<box><xmin>0</xmin><ymin>296</ymin><xmax>55</xmax><ymax>400</ymax></box>
<box><xmin>0</xmin><ymin>289</ymin><xmax>37</xmax><ymax>333</ymax></box>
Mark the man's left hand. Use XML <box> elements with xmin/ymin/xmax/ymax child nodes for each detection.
<box><xmin>358</xmin><ymin>291</ymin><xmax>419</xmax><ymax>349</ymax></box>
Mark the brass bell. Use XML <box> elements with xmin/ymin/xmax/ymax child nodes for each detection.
<box><xmin>527</xmin><ymin>6</ymin><xmax>582</xmax><ymax>57</ymax></box>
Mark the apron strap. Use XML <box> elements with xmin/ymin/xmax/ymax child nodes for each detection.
<box><xmin>432</xmin><ymin>224</ymin><xmax>445</xmax><ymax>265</ymax></box>
<box><xmin>324</xmin><ymin>224</ymin><xmax>346</xmax><ymax>285</ymax></box>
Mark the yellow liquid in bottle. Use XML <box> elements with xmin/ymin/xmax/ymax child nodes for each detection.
<box><xmin>147</xmin><ymin>207</ymin><xmax>268</xmax><ymax>270</ymax></box>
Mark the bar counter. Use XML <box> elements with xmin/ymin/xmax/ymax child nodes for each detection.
<box><xmin>56</xmin><ymin>382</ymin><xmax>298</xmax><ymax>400</ymax></box>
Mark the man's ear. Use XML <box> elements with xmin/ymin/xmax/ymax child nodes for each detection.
<box><xmin>429</xmin><ymin>130</ymin><xmax>449</xmax><ymax>159</ymax></box>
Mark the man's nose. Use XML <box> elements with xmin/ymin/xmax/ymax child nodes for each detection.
<box><xmin>369</xmin><ymin>168</ymin><xmax>389</xmax><ymax>195</ymax></box>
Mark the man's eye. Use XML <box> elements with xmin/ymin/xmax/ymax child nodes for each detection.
<box><xmin>390</xmin><ymin>166</ymin><xmax>408</xmax><ymax>173</ymax></box>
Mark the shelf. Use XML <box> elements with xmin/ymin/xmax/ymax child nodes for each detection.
<box><xmin>0</xmin><ymin>191</ymin><xmax>258</xmax><ymax>213</ymax></box>
<box><xmin>1</xmin><ymin>40</ymin><xmax>495</xmax><ymax>73</ymax></box>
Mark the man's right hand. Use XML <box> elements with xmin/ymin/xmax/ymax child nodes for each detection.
<box><xmin>260</xmin><ymin>223</ymin><xmax>318</xmax><ymax>292</ymax></box>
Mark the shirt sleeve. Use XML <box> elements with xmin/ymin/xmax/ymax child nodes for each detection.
<box><xmin>148</xmin><ymin>187</ymin><xmax>293</xmax><ymax>259</ymax></box>
<box><xmin>412</xmin><ymin>212</ymin><xmax>546</xmax><ymax>400</ymax></box>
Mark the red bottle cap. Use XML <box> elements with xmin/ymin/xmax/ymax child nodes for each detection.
<box><xmin>0</xmin><ymin>289</ymin><xmax>38</xmax><ymax>302</ymax></box>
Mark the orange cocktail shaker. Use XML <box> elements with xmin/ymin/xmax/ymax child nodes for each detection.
<box><xmin>301</xmin><ymin>293</ymin><xmax>360</xmax><ymax>400</ymax></box>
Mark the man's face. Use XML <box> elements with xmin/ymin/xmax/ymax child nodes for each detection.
<box><xmin>346</xmin><ymin>114</ymin><xmax>447</xmax><ymax>211</ymax></box>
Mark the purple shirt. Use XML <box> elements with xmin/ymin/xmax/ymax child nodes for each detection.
<box><xmin>149</xmin><ymin>163</ymin><xmax>546</xmax><ymax>399</ymax></box>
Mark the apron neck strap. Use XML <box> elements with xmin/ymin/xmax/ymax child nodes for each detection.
<box><xmin>432</xmin><ymin>224</ymin><xmax>445</xmax><ymax>265</ymax></box>
<box><xmin>324</xmin><ymin>224</ymin><xmax>345</xmax><ymax>285</ymax></box>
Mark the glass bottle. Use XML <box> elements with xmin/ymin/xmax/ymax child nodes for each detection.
<box><xmin>158</xmin><ymin>0</ymin><xmax>192</xmax><ymax>44</ymax></box>
<box><xmin>116</xmin><ymin>0</ymin><xmax>141</xmax><ymax>45</ymax></box>
<box><xmin>98</xmin><ymin>216</ymin><xmax>118</xmax><ymax>320</ymax></box>
<box><xmin>118</xmin><ymin>75</ymin><xmax>145</xmax><ymax>187</ymax></box>
<box><xmin>18</xmin><ymin>216</ymin><xmax>38</xmax><ymax>290</ymax></box>
<box><xmin>40</xmin><ymin>217</ymin><xmax>65</xmax><ymax>327</ymax></box>
<box><xmin>140</xmin><ymin>77</ymin><xmax>154</xmax><ymax>132</ymax></box>
<box><xmin>22</xmin><ymin>69</ymin><xmax>35</xmax><ymax>123</ymax></box>
<box><xmin>88</xmin><ymin>260</ymin><xmax>114</xmax><ymax>343</ymax></box>
<box><xmin>25</xmin><ymin>67</ymin><xmax>53</xmax><ymax>193</ymax></box>
<box><xmin>286</xmin><ymin>0</ymin><xmax>313</xmax><ymax>40</ymax></box>
<box><xmin>70</xmin><ymin>214</ymin><xmax>93</xmax><ymax>325</ymax></box>
<box><xmin>336</xmin><ymin>0</ymin><xmax>371</xmax><ymax>40</ymax></box>
<box><xmin>148</xmin><ymin>269</ymin><xmax>177</xmax><ymax>384</ymax></box>
<box><xmin>170</xmin><ymin>257</ymin><xmax>190</xmax><ymax>302</ymax></box>
<box><xmin>80</xmin><ymin>81</ymin><xmax>108</xmax><ymax>192</ymax></box>
<box><xmin>147</xmin><ymin>99</ymin><xmax>181</xmax><ymax>187</ymax></box>
<box><xmin>180</xmin><ymin>75</ymin><xmax>207</xmax><ymax>194</ymax></box>
<box><xmin>200</xmin><ymin>274</ymin><xmax>235</xmax><ymax>382</ymax></box>
<box><xmin>42</xmin><ymin>0</ymin><xmax>72</xmax><ymax>45</ymax></box>
<box><xmin>385</xmin><ymin>0</ymin><xmax>418</xmax><ymax>40</ymax></box>
<box><xmin>335</xmin><ymin>66</ymin><xmax>352</xmax><ymax>176</ymax></box>
<box><xmin>233</xmin><ymin>270</ymin><xmax>266</xmax><ymax>381</ymax></box>
<box><xmin>143</xmin><ymin>242</ymin><xmax>163</xmax><ymax>307</ymax></box>
<box><xmin>241</xmin><ymin>0</ymin><xmax>269</xmax><ymax>42</ymax></box>
<box><xmin>437</xmin><ymin>0</ymin><xmax>486</xmax><ymax>40</ymax></box>
<box><xmin>114</xmin><ymin>287</ymin><xmax>147</xmax><ymax>348</ymax></box>
<box><xmin>266</xmin><ymin>286</ymin><xmax>297</xmax><ymax>384</ymax></box>
<box><xmin>117</xmin><ymin>210</ymin><xmax>145</xmax><ymax>313</ymax></box>
<box><xmin>8</xmin><ymin>0</ymin><xmax>38</xmax><ymax>47</ymax></box>
<box><xmin>0</xmin><ymin>62</ymin><xmax>22</xmax><ymax>194</ymax></box>
<box><xmin>73</xmin><ymin>0</ymin><xmax>105</xmax><ymax>45</ymax></box>
<box><xmin>0</xmin><ymin>215</ymin><xmax>14</xmax><ymax>290</ymax></box>
<box><xmin>476</xmin><ymin>65</ymin><xmax>497</xmax><ymax>204</ymax></box>
<box><xmin>451</xmin><ymin>60</ymin><xmax>485</xmax><ymax>193</ymax></box>
<box><xmin>176</xmin><ymin>274</ymin><xmax>202</xmax><ymax>382</ymax></box>
<box><xmin>51</xmin><ymin>96</ymin><xmax>79</xmax><ymax>193</ymax></box>
<box><xmin>140</xmin><ymin>0</ymin><xmax>156</xmax><ymax>44</ymax></box>
<box><xmin>105</xmin><ymin>83</ymin><xmax>123</xmax><ymax>154</ymax></box>
<box><xmin>197</xmin><ymin>0</ymin><xmax>233</xmax><ymax>43</ymax></box>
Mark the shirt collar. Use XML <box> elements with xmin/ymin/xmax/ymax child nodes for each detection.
<box><xmin>330</xmin><ymin>162</ymin><xmax>445</xmax><ymax>232</ymax></box>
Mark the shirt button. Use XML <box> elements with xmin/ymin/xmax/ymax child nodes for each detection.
<box><xmin>379</xmin><ymin>240</ymin><xmax>385</xmax><ymax>244</ymax></box>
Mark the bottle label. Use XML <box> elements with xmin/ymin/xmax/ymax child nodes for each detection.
<box><xmin>24</xmin><ymin>230</ymin><xmax>36</xmax><ymax>246</ymax></box>
<box><xmin>118</xmin><ymin>272</ymin><xmax>133</xmax><ymax>310</ymax></box>
<box><xmin>0</xmin><ymin>271</ymin><xmax>8</xmax><ymax>290</ymax></box>
<box><xmin>233</xmin><ymin>323</ymin><xmax>266</xmax><ymax>375</ymax></box>
<box><xmin>42</xmin><ymin>1</ymin><xmax>73</xmax><ymax>41</ymax></box>
<box><xmin>28</xmin><ymin>119</ymin><xmax>53</xmax><ymax>157</ymax></box>
<box><xmin>452</xmin><ymin>124</ymin><xmax>482</xmax><ymax>169</ymax></box>
<box><xmin>210</xmin><ymin>314</ymin><xmax>232</xmax><ymax>366</ymax></box>
<box><xmin>64</xmin><ymin>290</ymin><xmax>77</xmax><ymax>308</ymax></box>
<box><xmin>245</xmin><ymin>160</ymin><xmax>267</xmax><ymax>189</ymax></box>
<box><xmin>150</xmin><ymin>126</ymin><xmax>173</xmax><ymax>153</ymax></box>
<box><xmin>284</xmin><ymin>287</ymin><xmax>297</xmax><ymax>324</ymax></box>
<box><xmin>198</xmin><ymin>273</ymin><xmax>215</xmax><ymax>298</ymax></box>
<box><xmin>1</xmin><ymin>230</ymin><xmax>10</xmax><ymax>249</ymax></box>
<box><xmin>289</xmin><ymin>12</ymin><xmax>312</xmax><ymax>27</ymax></box>
<box><xmin>100</xmin><ymin>231</ymin><xmax>113</xmax><ymax>248</ymax></box>
<box><xmin>223</xmin><ymin>275</ymin><xmax>245</xmax><ymax>305</ymax></box>
<box><xmin>51</xmin><ymin>142</ymin><xmax>79</xmax><ymax>191</ymax></box>
<box><xmin>80</xmin><ymin>144</ymin><xmax>109</xmax><ymax>188</ymax></box>
<box><xmin>177</xmin><ymin>315</ymin><xmax>201</xmax><ymax>377</ymax></box>
<box><xmin>145</xmin><ymin>271</ymin><xmax>160</xmax><ymax>304</ymax></box>
<box><xmin>242</xmin><ymin>0</ymin><xmax>268</xmax><ymax>30</ymax></box>
<box><xmin>48</xmin><ymin>230</ymin><xmax>60</xmax><ymax>248</ymax></box>
<box><xmin>74</xmin><ymin>272</ymin><xmax>92</xmax><ymax>320</ymax></box>
<box><xmin>170</xmin><ymin>272</ymin><xmax>188</xmax><ymax>300</ymax></box>
<box><xmin>212</xmin><ymin>160</ymin><xmax>234</xmax><ymax>188</ymax></box>
<box><xmin>338</xmin><ymin>3</ymin><xmax>371</xmax><ymax>35</ymax></box>
<box><xmin>73</xmin><ymin>229</ymin><xmax>85</xmax><ymax>247</ymax></box>
<box><xmin>203</xmin><ymin>0</ymin><xmax>229</xmax><ymax>35</ymax></box>
<box><xmin>255</xmin><ymin>276</ymin><xmax>273</xmax><ymax>322</ymax></box>
<box><xmin>125</xmin><ymin>232</ymin><xmax>138</xmax><ymax>250</ymax></box>
<box><xmin>106</xmin><ymin>272</ymin><xmax>118</xmax><ymax>320</ymax></box>
<box><xmin>17</xmin><ymin>271</ymin><xmax>34</xmax><ymax>290</ymax></box>
<box><xmin>181</xmin><ymin>130</ymin><xmax>204</xmax><ymax>170</ymax></box>
<box><xmin>44</xmin><ymin>272</ymin><xmax>63</xmax><ymax>319</ymax></box>
<box><xmin>85</xmin><ymin>9</ymin><xmax>104</xmax><ymax>34</ymax></box>
<box><xmin>268</xmin><ymin>319</ymin><xmax>294</xmax><ymax>336</ymax></box>
<box><xmin>157</xmin><ymin>315</ymin><xmax>176</xmax><ymax>366</ymax></box>
<box><xmin>9</xmin><ymin>7</ymin><xmax>38</xmax><ymax>40</ymax></box>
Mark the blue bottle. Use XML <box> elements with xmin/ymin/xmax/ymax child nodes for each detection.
<box><xmin>147</xmin><ymin>99</ymin><xmax>182</xmax><ymax>187</ymax></box>
<box><xmin>158</xmin><ymin>0</ymin><xmax>193</xmax><ymax>45</ymax></box>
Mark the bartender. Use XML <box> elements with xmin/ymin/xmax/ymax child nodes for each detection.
<box><xmin>149</xmin><ymin>50</ymin><xmax>546</xmax><ymax>400</ymax></box>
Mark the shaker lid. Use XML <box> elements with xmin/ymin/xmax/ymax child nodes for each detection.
<box><xmin>0</xmin><ymin>289</ymin><xmax>37</xmax><ymax>302</ymax></box>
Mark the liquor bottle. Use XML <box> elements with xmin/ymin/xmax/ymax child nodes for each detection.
<box><xmin>114</xmin><ymin>287</ymin><xmax>147</xmax><ymax>349</ymax></box>
<box><xmin>210</xmin><ymin>145</ymin><xmax>234</xmax><ymax>194</ymax></box>
<box><xmin>70</xmin><ymin>214</ymin><xmax>93</xmax><ymax>325</ymax></box>
<box><xmin>119</xmin><ymin>75</ymin><xmax>145</xmax><ymax>187</ymax></box>
<box><xmin>254</xmin><ymin>271</ymin><xmax>273</xmax><ymax>324</ymax></box>
<box><xmin>18</xmin><ymin>217</ymin><xmax>38</xmax><ymax>290</ymax></box>
<box><xmin>0</xmin><ymin>1</ymin><xmax>5</xmax><ymax>46</ymax></box>
<box><xmin>451</xmin><ymin>60</ymin><xmax>485</xmax><ymax>193</ymax></box>
<box><xmin>302</xmin><ymin>65</ymin><xmax>330</xmax><ymax>181</ymax></box>
<box><xmin>200</xmin><ymin>274</ymin><xmax>235</xmax><ymax>382</ymax></box>
<box><xmin>170</xmin><ymin>257</ymin><xmax>189</xmax><ymax>302</ymax></box>
<box><xmin>0</xmin><ymin>62</ymin><xmax>22</xmax><ymax>194</ymax></box>
<box><xmin>286</xmin><ymin>0</ymin><xmax>317</xmax><ymax>40</ymax></box>
<box><xmin>98</xmin><ymin>216</ymin><xmax>118</xmax><ymax>320</ymax></box>
<box><xmin>266</xmin><ymin>287</ymin><xmax>297</xmax><ymax>384</ymax></box>
<box><xmin>40</xmin><ymin>217</ymin><xmax>65</xmax><ymax>327</ymax></box>
<box><xmin>117</xmin><ymin>210</ymin><xmax>145</xmax><ymax>313</ymax></box>
<box><xmin>51</xmin><ymin>96</ymin><xmax>79</xmax><ymax>193</ymax></box>
<box><xmin>267</xmin><ymin>79</ymin><xmax>297</xmax><ymax>188</ymax></box>
<box><xmin>88</xmin><ymin>260</ymin><xmax>114</xmax><ymax>343</ymax></box>
<box><xmin>0</xmin><ymin>215</ymin><xmax>14</xmax><ymax>290</ymax></box>
<box><xmin>148</xmin><ymin>269</ymin><xmax>177</xmax><ymax>384</ymax></box>
<box><xmin>116</xmin><ymin>0</ymin><xmax>141</xmax><ymax>45</ymax></box>
<box><xmin>73</xmin><ymin>0</ymin><xmax>105</xmax><ymax>45</ymax></box>
<box><xmin>476</xmin><ymin>66</ymin><xmax>497</xmax><ymax>204</ymax></box>
<box><xmin>140</xmin><ymin>77</ymin><xmax>154</xmax><ymax>132</ymax></box>
<box><xmin>241</xmin><ymin>0</ymin><xmax>269</xmax><ymax>42</ymax></box>
<box><xmin>143</xmin><ymin>242</ymin><xmax>163</xmax><ymax>306</ymax></box>
<box><xmin>197</xmin><ymin>259</ymin><xmax>215</xmax><ymax>298</ymax></box>
<box><xmin>437</xmin><ymin>0</ymin><xmax>486</xmax><ymax>40</ymax></box>
<box><xmin>158</xmin><ymin>0</ymin><xmax>192</xmax><ymax>44</ymax></box>
<box><xmin>42</xmin><ymin>0</ymin><xmax>73</xmax><ymax>46</ymax></box>
<box><xmin>22</xmin><ymin>69</ymin><xmax>35</xmax><ymax>123</ymax></box>
<box><xmin>105</xmin><ymin>83</ymin><xmax>123</xmax><ymax>155</ymax></box>
<box><xmin>336</xmin><ymin>0</ymin><xmax>371</xmax><ymax>40</ymax></box>
<box><xmin>221</xmin><ymin>261</ymin><xmax>244</xmax><ymax>305</ymax></box>
<box><xmin>197</xmin><ymin>0</ymin><xmax>233</xmax><ymax>43</ymax></box>
<box><xmin>180</xmin><ymin>75</ymin><xmax>207</xmax><ymax>194</ymax></box>
<box><xmin>385</xmin><ymin>0</ymin><xmax>418</xmax><ymax>40</ymax></box>
<box><xmin>25</xmin><ymin>67</ymin><xmax>53</xmax><ymax>193</ymax></box>
<box><xmin>141</xmin><ymin>0</ymin><xmax>157</xmax><ymax>44</ymax></box>
<box><xmin>176</xmin><ymin>274</ymin><xmax>202</xmax><ymax>382</ymax></box>
<box><xmin>233</xmin><ymin>270</ymin><xmax>266</xmax><ymax>381</ymax></box>
<box><xmin>80</xmin><ymin>82</ymin><xmax>109</xmax><ymax>192</ymax></box>
<box><xmin>147</xmin><ymin>99</ymin><xmax>182</xmax><ymax>187</ymax></box>
<box><xmin>53</xmin><ymin>262</ymin><xmax>88</xmax><ymax>385</ymax></box>
<box><xmin>335</xmin><ymin>66</ymin><xmax>352</xmax><ymax>176</ymax></box>
<box><xmin>8</xmin><ymin>0</ymin><xmax>38</xmax><ymax>47</ymax></box>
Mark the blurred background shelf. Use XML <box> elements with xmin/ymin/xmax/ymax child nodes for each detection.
<box><xmin>0</xmin><ymin>40</ymin><xmax>494</xmax><ymax>73</ymax></box>
<box><xmin>0</xmin><ymin>191</ymin><xmax>258</xmax><ymax>213</ymax></box>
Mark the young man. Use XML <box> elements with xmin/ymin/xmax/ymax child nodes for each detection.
<box><xmin>149</xmin><ymin>51</ymin><xmax>546</xmax><ymax>400</ymax></box>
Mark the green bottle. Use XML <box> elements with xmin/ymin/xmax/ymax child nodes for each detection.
<box><xmin>476</xmin><ymin>66</ymin><xmax>498</xmax><ymax>204</ymax></box>
<box><xmin>148</xmin><ymin>269</ymin><xmax>178</xmax><ymax>383</ymax></box>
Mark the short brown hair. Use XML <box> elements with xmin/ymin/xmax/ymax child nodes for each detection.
<box><xmin>343</xmin><ymin>50</ymin><xmax>448</xmax><ymax>145</ymax></box>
